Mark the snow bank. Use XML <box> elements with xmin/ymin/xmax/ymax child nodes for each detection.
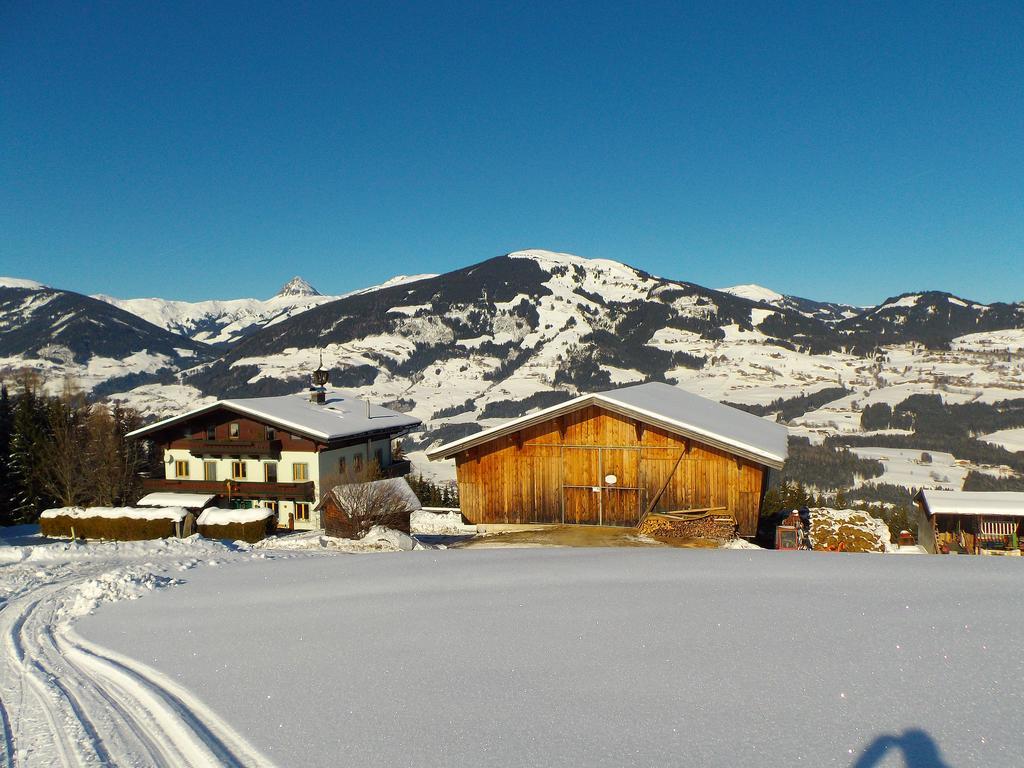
<box><xmin>0</xmin><ymin>534</ymin><xmax>237</xmax><ymax>565</ymax></box>
<box><xmin>410</xmin><ymin>508</ymin><xmax>476</xmax><ymax>535</ymax></box>
<box><xmin>809</xmin><ymin>507</ymin><xmax>895</xmax><ymax>553</ymax></box>
<box><xmin>253</xmin><ymin>527</ymin><xmax>425</xmax><ymax>553</ymax></box>
<box><xmin>41</xmin><ymin>506</ymin><xmax>188</xmax><ymax>521</ymax></box>
<box><xmin>197</xmin><ymin>507</ymin><xmax>275</xmax><ymax>526</ymax></box>
<box><xmin>720</xmin><ymin>538</ymin><xmax>762</xmax><ymax>550</ymax></box>
<box><xmin>68</xmin><ymin>570</ymin><xmax>184</xmax><ymax>618</ymax></box>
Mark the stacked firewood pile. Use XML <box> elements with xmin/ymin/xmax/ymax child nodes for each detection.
<box><xmin>638</xmin><ymin>511</ymin><xmax>736</xmax><ymax>540</ymax></box>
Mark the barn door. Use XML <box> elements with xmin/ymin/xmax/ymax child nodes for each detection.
<box><xmin>561</xmin><ymin>447</ymin><xmax>601</xmax><ymax>524</ymax></box>
<box><xmin>600</xmin><ymin>448</ymin><xmax>642</xmax><ymax>526</ymax></box>
<box><xmin>560</xmin><ymin>446</ymin><xmax>641</xmax><ymax>526</ymax></box>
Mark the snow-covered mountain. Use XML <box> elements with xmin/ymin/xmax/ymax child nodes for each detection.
<box><xmin>94</xmin><ymin>274</ymin><xmax>435</xmax><ymax>346</ymax></box>
<box><xmin>7</xmin><ymin>251</ymin><xmax>1024</xmax><ymax>484</ymax></box>
<box><xmin>117</xmin><ymin>248</ymin><xmax>1016</xmax><ymax>479</ymax></box>
<box><xmin>0</xmin><ymin>279</ymin><xmax>210</xmax><ymax>392</ymax></box>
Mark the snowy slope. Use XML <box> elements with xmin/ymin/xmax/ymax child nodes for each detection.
<box><xmin>0</xmin><ymin>280</ymin><xmax>209</xmax><ymax>392</ymax></box>
<box><xmin>76</xmin><ymin>547</ymin><xmax>1024</xmax><ymax>767</ymax></box>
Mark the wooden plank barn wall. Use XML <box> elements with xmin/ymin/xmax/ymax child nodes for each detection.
<box><xmin>452</xmin><ymin>405</ymin><xmax>769</xmax><ymax>536</ymax></box>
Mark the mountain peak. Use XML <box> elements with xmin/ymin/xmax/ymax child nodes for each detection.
<box><xmin>0</xmin><ymin>276</ymin><xmax>47</xmax><ymax>290</ymax></box>
<box><xmin>276</xmin><ymin>276</ymin><xmax>320</xmax><ymax>298</ymax></box>
<box><xmin>718</xmin><ymin>284</ymin><xmax>785</xmax><ymax>304</ymax></box>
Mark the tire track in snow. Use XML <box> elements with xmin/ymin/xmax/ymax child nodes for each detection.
<box><xmin>0</xmin><ymin>550</ymin><xmax>276</xmax><ymax>767</ymax></box>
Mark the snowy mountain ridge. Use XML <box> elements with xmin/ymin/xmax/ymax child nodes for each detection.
<box><xmin>93</xmin><ymin>273</ymin><xmax>436</xmax><ymax>345</ymax></box>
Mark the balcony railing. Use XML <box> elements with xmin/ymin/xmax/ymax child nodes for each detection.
<box><xmin>185</xmin><ymin>439</ymin><xmax>282</xmax><ymax>457</ymax></box>
<box><xmin>142</xmin><ymin>477</ymin><xmax>315</xmax><ymax>501</ymax></box>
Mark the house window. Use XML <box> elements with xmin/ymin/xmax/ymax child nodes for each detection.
<box><xmin>339</xmin><ymin>456</ymin><xmax>347</xmax><ymax>476</ymax></box>
<box><xmin>174</xmin><ymin>460</ymin><xmax>189</xmax><ymax>478</ymax></box>
<box><xmin>296</xmin><ymin>502</ymin><xmax>310</xmax><ymax>521</ymax></box>
<box><xmin>354</xmin><ymin>453</ymin><xmax>364</xmax><ymax>473</ymax></box>
<box><xmin>264</xmin><ymin>463</ymin><xmax>278</xmax><ymax>483</ymax></box>
<box><xmin>292</xmin><ymin>463</ymin><xmax>309</xmax><ymax>481</ymax></box>
<box><xmin>264</xmin><ymin>500</ymin><xmax>278</xmax><ymax>512</ymax></box>
<box><xmin>232</xmin><ymin>461</ymin><xmax>247</xmax><ymax>480</ymax></box>
<box><xmin>230</xmin><ymin>422</ymin><xmax>240</xmax><ymax>439</ymax></box>
<box><xmin>265</xmin><ymin>425</ymin><xmax>276</xmax><ymax>440</ymax></box>
<box><xmin>203</xmin><ymin>461</ymin><xmax>217</xmax><ymax>481</ymax></box>
<box><xmin>206</xmin><ymin>425</ymin><xmax>216</xmax><ymax>440</ymax></box>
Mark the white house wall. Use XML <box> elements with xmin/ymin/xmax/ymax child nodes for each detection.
<box><xmin>163</xmin><ymin>447</ymin><xmax>322</xmax><ymax>530</ymax></box>
<box><xmin>162</xmin><ymin>437</ymin><xmax>393</xmax><ymax>531</ymax></box>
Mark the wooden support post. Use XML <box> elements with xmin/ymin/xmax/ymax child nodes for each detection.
<box><xmin>637</xmin><ymin>449</ymin><xmax>687</xmax><ymax>529</ymax></box>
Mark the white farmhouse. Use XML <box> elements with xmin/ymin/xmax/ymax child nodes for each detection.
<box><xmin>127</xmin><ymin>375</ymin><xmax>421</xmax><ymax>530</ymax></box>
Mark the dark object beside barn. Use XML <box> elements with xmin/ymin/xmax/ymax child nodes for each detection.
<box><xmin>318</xmin><ymin>478</ymin><xmax>420</xmax><ymax>539</ymax></box>
<box><xmin>427</xmin><ymin>382</ymin><xmax>789</xmax><ymax>538</ymax></box>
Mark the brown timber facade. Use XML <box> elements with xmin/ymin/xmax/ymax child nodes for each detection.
<box><xmin>450</xmin><ymin>404</ymin><xmax>771</xmax><ymax>536</ymax></box>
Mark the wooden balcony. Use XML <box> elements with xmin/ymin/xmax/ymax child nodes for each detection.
<box><xmin>142</xmin><ymin>477</ymin><xmax>316</xmax><ymax>501</ymax></box>
<box><xmin>185</xmin><ymin>439</ymin><xmax>282</xmax><ymax>457</ymax></box>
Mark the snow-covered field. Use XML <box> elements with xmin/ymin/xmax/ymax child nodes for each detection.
<box><xmin>4</xmin><ymin>525</ymin><xmax>1021</xmax><ymax>767</ymax></box>
<box><xmin>982</xmin><ymin>427</ymin><xmax>1024</xmax><ymax>453</ymax></box>
<box><xmin>0</xmin><ymin>529</ymin><xmax>275</xmax><ymax>767</ymax></box>
<box><xmin>849</xmin><ymin>447</ymin><xmax>969</xmax><ymax>491</ymax></box>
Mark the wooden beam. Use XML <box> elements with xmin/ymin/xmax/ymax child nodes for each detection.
<box><xmin>637</xmin><ymin>449</ymin><xmax>687</xmax><ymax>529</ymax></box>
<box><xmin>634</xmin><ymin>420</ymin><xmax>644</xmax><ymax>442</ymax></box>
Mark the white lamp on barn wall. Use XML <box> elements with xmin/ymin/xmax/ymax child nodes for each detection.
<box><xmin>605</xmin><ymin>474</ymin><xmax>617</xmax><ymax>485</ymax></box>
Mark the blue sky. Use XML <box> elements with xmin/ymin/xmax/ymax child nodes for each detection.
<box><xmin>2</xmin><ymin>1</ymin><xmax>1022</xmax><ymax>304</ymax></box>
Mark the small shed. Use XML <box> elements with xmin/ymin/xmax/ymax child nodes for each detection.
<box><xmin>426</xmin><ymin>382</ymin><xmax>788</xmax><ymax>537</ymax></box>
<box><xmin>914</xmin><ymin>490</ymin><xmax>1024</xmax><ymax>555</ymax></box>
<box><xmin>317</xmin><ymin>477</ymin><xmax>420</xmax><ymax>539</ymax></box>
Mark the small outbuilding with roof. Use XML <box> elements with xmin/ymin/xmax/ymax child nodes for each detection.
<box><xmin>427</xmin><ymin>382</ymin><xmax>788</xmax><ymax>537</ymax></box>
<box><xmin>914</xmin><ymin>489</ymin><xmax>1024</xmax><ymax>555</ymax></box>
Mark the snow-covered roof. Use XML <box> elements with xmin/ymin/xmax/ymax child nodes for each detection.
<box><xmin>915</xmin><ymin>490</ymin><xmax>1024</xmax><ymax>518</ymax></box>
<box><xmin>40</xmin><ymin>506</ymin><xmax>188</xmax><ymax>521</ymax></box>
<box><xmin>197</xmin><ymin>507</ymin><xmax>276</xmax><ymax>525</ymax></box>
<box><xmin>427</xmin><ymin>382</ymin><xmax>789</xmax><ymax>468</ymax></box>
<box><xmin>126</xmin><ymin>390</ymin><xmax>421</xmax><ymax>443</ymax></box>
<box><xmin>317</xmin><ymin>477</ymin><xmax>422</xmax><ymax>513</ymax></box>
<box><xmin>136</xmin><ymin>492</ymin><xmax>215</xmax><ymax>509</ymax></box>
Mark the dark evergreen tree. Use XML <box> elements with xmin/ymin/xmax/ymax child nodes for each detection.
<box><xmin>0</xmin><ymin>383</ymin><xmax>14</xmax><ymax>524</ymax></box>
<box><xmin>8</xmin><ymin>374</ymin><xmax>54</xmax><ymax>522</ymax></box>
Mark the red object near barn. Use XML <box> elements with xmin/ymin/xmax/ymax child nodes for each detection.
<box><xmin>775</xmin><ymin>511</ymin><xmax>805</xmax><ymax>550</ymax></box>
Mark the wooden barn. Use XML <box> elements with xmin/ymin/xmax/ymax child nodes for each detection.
<box><xmin>426</xmin><ymin>382</ymin><xmax>788</xmax><ymax>537</ymax></box>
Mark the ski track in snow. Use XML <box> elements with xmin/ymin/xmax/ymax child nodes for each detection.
<box><xmin>0</xmin><ymin>547</ymin><xmax>275</xmax><ymax>768</ymax></box>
